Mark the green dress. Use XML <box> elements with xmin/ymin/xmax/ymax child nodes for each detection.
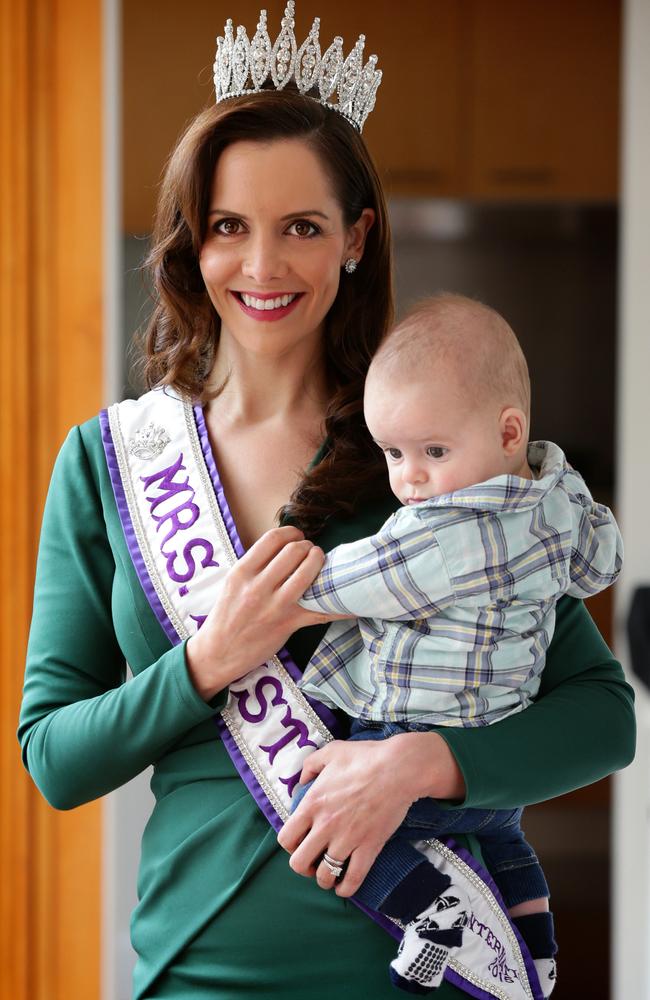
<box><xmin>18</xmin><ymin>418</ymin><xmax>635</xmax><ymax>1000</ymax></box>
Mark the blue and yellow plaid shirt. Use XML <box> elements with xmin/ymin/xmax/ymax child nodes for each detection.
<box><xmin>298</xmin><ymin>441</ymin><xmax>623</xmax><ymax>726</ymax></box>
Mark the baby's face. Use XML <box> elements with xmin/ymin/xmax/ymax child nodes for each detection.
<box><xmin>364</xmin><ymin>373</ymin><xmax>510</xmax><ymax>505</ymax></box>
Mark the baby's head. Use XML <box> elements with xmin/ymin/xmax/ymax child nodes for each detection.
<box><xmin>364</xmin><ymin>293</ymin><xmax>532</xmax><ymax>505</ymax></box>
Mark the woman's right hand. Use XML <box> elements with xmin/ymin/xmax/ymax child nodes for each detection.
<box><xmin>185</xmin><ymin>526</ymin><xmax>326</xmax><ymax>701</ymax></box>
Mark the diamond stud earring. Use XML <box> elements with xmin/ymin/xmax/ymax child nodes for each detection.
<box><xmin>344</xmin><ymin>258</ymin><xmax>358</xmax><ymax>274</ymax></box>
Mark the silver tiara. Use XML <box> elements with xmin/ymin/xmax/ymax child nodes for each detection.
<box><xmin>213</xmin><ymin>1</ymin><xmax>382</xmax><ymax>133</ymax></box>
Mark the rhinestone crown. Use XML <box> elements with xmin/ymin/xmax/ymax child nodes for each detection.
<box><xmin>213</xmin><ymin>1</ymin><xmax>382</xmax><ymax>133</ymax></box>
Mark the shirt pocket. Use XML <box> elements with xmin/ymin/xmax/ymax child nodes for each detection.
<box><xmin>376</xmin><ymin>623</ymin><xmax>413</xmax><ymax>689</ymax></box>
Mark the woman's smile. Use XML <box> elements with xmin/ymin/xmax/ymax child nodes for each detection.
<box><xmin>230</xmin><ymin>289</ymin><xmax>305</xmax><ymax>322</ymax></box>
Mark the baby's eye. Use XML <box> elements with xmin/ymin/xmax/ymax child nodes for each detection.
<box><xmin>286</xmin><ymin>220</ymin><xmax>320</xmax><ymax>238</ymax></box>
<box><xmin>386</xmin><ymin>448</ymin><xmax>402</xmax><ymax>460</ymax></box>
<box><xmin>213</xmin><ymin>218</ymin><xmax>244</xmax><ymax>235</ymax></box>
<box><xmin>426</xmin><ymin>446</ymin><xmax>448</xmax><ymax>459</ymax></box>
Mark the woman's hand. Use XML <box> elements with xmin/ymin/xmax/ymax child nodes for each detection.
<box><xmin>277</xmin><ymin>730</ymin><xmax>466</xmax><ymax>896</ymax></box>
<box><xmin>186</xmin><ymin>526</ymin><xmax>328</xmax><ymax>701</ymax></box>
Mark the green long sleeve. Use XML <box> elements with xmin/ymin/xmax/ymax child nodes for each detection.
<box><xmin>17</xmin><ymin>426</ymin><xmax>224</xmax><ymax>810</ymax></box>
<box><xmin>440</xmin><ymin>595</ymin><xmax>636</xmax><ymax>808</ymax></box>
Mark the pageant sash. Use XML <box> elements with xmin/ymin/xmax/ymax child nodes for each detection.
<box><xmin>100</xmin><ymin>387</ymin><xmax>543</xmax><ymax>1000</ymax></box>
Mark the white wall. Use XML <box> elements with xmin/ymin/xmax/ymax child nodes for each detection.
<box><xmin>103</xmin><ymin>768</ymin><xmax>155</xmax><ymax>1000</ymax></box>
<box><xmin>613</xmin><ymin>0</ymin><xmax>650</xmax><ymax>996</ymax></box>
<box><xmin>101</xmin><ymin>2</ymin><xmax>145</xmax><ymax>999</ymax></box>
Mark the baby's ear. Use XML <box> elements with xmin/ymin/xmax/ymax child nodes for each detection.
<box><xmin>500</xmin><ymin>407</ymin><xmax>527</xmax><ymax>455</ymax></box>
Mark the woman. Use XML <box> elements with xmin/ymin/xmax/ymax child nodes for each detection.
<box><xmin>18</xmin><ymin>10</ymin><xmax>634</xmax><ymax>999</ymax></box>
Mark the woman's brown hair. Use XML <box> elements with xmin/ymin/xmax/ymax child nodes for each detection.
<box><xmin>141</xmin><ymin>87</ymin><xmax>394</xmax><ymax>537</ymax></box>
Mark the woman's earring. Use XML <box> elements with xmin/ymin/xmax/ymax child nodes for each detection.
<box><xmin>343</xmin><ymin>258</ymin><xmax>358</xmax><ymax>274</ymax></box>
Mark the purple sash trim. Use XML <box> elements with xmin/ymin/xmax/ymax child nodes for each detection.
<box><xmin>444</xmin><ymin>839</ymin><xmax>544</xmax><ymax>1000</ymax></box>
<box><xmin>193</xmin><ymin>403</ymin><xmax>343</xmax><ymax>738</ymax></box>
<box><xmin>193</xmin><ymin>403</ymin><xmax>246</xmax><ymax>560</ymax></box>
<box><xmin>213</xmin><ymin>711</ymin><xmax>286</xmax><ymax>831</ymax></box>
<box><xmin>211</xmin><ymin>722</ymin><xmax>403</xmax><ymax>943</ymax></box>
<box><xmin>102</xmin><ymin>395</ymin><xmax>542</xmax><ymax>1000</ymax></box>
<box><xmin>193</xmin><ymin>402</ymin><xmax>404</xmax><ymax>936</ymax></box>
<box><xmin>276</xmin><ymin>646</ymin><xmax>343</xmax><ymax>735</ymax></box>
<box><xmin>100</xmin><ymin>408</ymin><xmax>178</xmax><ymax>646</ymax></box>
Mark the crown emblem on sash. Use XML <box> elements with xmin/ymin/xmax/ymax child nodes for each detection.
<box><xmin>129</xmin><ymin>422</ymin><xmax>171</xmax><ymax>461</ymax></box>
<box><xmin>213</xmin><ymin>1</ymin><xmax>382</xmax><ymax>133</ymax></box>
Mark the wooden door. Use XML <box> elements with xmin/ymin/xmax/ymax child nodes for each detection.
<box><xmin>0</xmin><ymin>0</ymin><xmax>104</xmax><ymax>997</ymax></box>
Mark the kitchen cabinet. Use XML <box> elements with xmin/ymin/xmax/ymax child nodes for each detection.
<box><xmin>466</xmin><ymin>0</ymin><xmax>620</xmax><ymax>200</ymax></box>
<box><xmin>369</xmin><ymin>0</ymin><xmax>620</xmax><ymax>199</ymax></box>
<box><xmin>362</xmin><ymin>3</ymin><xmax>464</xmax><ymax>198</ymax></box>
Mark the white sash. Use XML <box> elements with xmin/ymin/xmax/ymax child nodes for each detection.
<box><xmin>100</xmin><ymin>387</ymin><xmax>543</xmax><ymax>1000</ymax></box>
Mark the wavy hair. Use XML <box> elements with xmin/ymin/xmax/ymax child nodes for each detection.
<box><xmin>141</xmin><ymin>88</ymin><xmax>394</xmax><ymax>536</ymax></box>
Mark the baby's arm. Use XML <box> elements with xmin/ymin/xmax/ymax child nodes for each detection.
<box><xmin>567</xmin><ymin>492</ymin><xmax>623</xmax><ymax>598</ymax></box>
<box><xmin>298</xmin><ymin>515</ymin><xmax>454</xmax><ymax>620</ymax></box>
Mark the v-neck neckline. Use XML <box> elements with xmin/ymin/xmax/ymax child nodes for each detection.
<box><xmin>193</xmin><ymin>401</ymin><xmax>330</xmax><ymax>546</ymax></box>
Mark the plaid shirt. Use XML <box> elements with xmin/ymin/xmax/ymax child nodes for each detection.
<box><xmin>298</xmin><ymin>441</ymin><xmax>623</xmax><ymax>726</ymax></box>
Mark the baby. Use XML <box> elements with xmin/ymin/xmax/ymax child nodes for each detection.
<box><xmin>293</xmin><ymin>293</ymin><xmax>623</xmax><ymax>997</ymax></box>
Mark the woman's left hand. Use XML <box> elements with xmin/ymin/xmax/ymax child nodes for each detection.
<box><xmin>277</xmin><ymin>730</ymin><xmax>465</xmax><ymax>897</ymax></box>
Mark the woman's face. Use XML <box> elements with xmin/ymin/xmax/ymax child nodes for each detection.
<box><xmin>199</xmin><ymin>137</ymin><xmax>373</xmax><ymax>361</ymax></box>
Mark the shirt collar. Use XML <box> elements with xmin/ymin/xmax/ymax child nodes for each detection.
<box><xmin>415</xmin><ymin>441</ymin><xmax>570</xmax><ymax>514</ymax></box>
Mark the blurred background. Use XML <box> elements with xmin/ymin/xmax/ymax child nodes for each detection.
<box><xmin>2</xmin><ymin>1</ymin><xmax>648</xmax><ymax>998</ymax></box>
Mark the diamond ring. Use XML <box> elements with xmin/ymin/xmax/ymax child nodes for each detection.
<box><xmin>322</xmin><ymin>852</ymin><xmax>347</xmax><ymax>878</ymax></box>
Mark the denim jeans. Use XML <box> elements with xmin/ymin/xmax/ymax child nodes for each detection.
<box><xmin>292</xmin><ymin>718</ymin><xmax>549</xmax><ymax>913</ymax></box>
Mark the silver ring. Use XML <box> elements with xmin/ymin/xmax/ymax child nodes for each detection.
<box><xmin>322</xmin><ymin>852</ymin><xmax>347</xmax><ymax>878</ymax></box>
